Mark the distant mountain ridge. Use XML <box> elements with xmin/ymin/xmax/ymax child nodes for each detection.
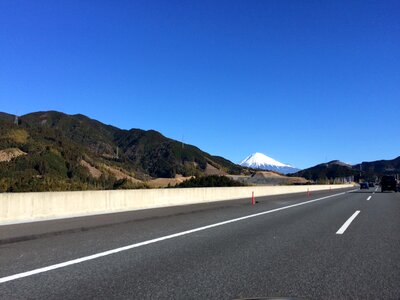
<box><xmin>0</xmin><ymin>110</ymin><xmax>243</xmax><ymax>192</ymax></box>
<box><xmin>239</xmin><ymin>152</ymin><xmax>300</xmax><ymax>174</ymax></box>
<box><xmin>354</xmin><ymin>157</ymin><xmax>400</xmax><ymax>178</ymax></box>
<box><xmin>2</xmin><ymin>110</ymin><xmax>397</xmax><ymax>191</ymax></box>
<box><xmin>292</xmin><ymin>158</ymin><xmax>400</xmax><ymax>182</ymax></box>
<box><xmin>292</xmin><ymin>160</ymin><xmax>356</xmax><ymax>182</ymax></box>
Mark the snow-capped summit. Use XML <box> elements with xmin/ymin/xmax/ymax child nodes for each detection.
<box><xmin>239</xmin><ymin>152</ymin><xmax>300</xmax><ymax>174</ymax></box>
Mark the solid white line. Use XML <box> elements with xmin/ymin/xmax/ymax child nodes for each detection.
<box><xmin>336</xmin><ymin>211</ymin><xmax>360</xmax><ymax>235</ymax></box>
<box><xmin>367</xmin><ymin>196</ymin><xmax>372</xmax><ymax>201</ymax></box>
<box><xmin>0</xmin><ymin>190</ymin><xmax>349</xmax><ymax>284</ymax></box>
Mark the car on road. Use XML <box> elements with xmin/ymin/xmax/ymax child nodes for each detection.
<box><xmin>380</xmin><ymin>175</ymin><xmax>397</xmax><ymax>192</ymax></box>
<box><xmin>360</xmin><ymin>182</ymin><xmax>369</xmax><ymax>189</ymax></box>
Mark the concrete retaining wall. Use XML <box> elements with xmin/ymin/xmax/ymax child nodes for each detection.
<box><xmin>0</xmin><ymin>184</ymin><xmax>354</xmax><ymax>224</ymax></box>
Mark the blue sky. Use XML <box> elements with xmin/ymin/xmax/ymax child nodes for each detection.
<box><xmin>1</xmin><ymin>0</ymin><xmax>399</xmax><ymax>169</ymax></box>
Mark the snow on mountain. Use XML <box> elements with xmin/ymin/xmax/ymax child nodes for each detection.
<box><xmin>239</xmin><ymin>152</ymin><xmax>300</xmax><ymax>174</ymax></box>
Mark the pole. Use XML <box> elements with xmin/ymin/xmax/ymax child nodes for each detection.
<box><xmin>252</xmin><ymin>191</ymin><xmax>255</xmax><ymax>205</ymax></box>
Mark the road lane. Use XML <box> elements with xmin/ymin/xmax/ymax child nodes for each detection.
<box><xmin>0</xmin><ymin>187</ymin><xmax>355</xmax><ymax>277</ymax></box>
<box><xmin>325</xmin><ymin>189</ymin><xmax>400</xmax><ymax>299</ymax></box>
<box><xmin>0</xmin><ymin>190</ymin><xmax>352</xmax><ymax>284</ymax></box>
<box><xmin>1</xmin><ymin>187</ymin><xmax>398</xmax><ymax>299</ymax></box>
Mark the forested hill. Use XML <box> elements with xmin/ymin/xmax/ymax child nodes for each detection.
<box><xmin>0</xmin><ymin>111</ymin><xmax>243</xmax><ymax>192</ymax></box>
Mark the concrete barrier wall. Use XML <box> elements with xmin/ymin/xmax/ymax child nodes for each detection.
<box><xmin>0</xmin><ymin>184</ymin><xmax>354</xmax><ymax>224</ymax></box>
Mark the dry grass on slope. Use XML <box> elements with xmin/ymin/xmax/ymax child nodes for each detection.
<box><xmin>0</xmin><ymin>148</ymin><xmax>27</xmax><ymax>162</ymax></box>
<box><xmin>102</xmin><ymin>164</ymin><xmax>142</xmax><ymax>183</ymax></box>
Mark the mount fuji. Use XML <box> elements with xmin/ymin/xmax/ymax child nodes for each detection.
<box><xmin>239</xmin><ymin>152</ymin><xmax>300</xmax><ymax>174</ymax></box>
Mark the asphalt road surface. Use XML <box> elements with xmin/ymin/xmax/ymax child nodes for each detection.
<box><xmin>0</xmin><ymin>186</ymin><xmax>399</xmax><ymax>299</ymax></box>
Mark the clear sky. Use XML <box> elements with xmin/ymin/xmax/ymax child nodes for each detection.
<box><xmin>1</xmin><ymin>0</ymin><xmax>399</xmax><ymax>169</ymax></box>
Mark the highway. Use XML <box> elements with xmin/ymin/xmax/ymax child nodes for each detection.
<box><xmin>0</xmin><ymin>186</ymin><xmax>399</xmax><ymax>299</ymax></box>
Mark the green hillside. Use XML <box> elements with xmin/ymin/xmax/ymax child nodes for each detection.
<box><xmin>0</xmin><ymin>111</ymin><xmax>243</xmax><ymax>192</ymax></box>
